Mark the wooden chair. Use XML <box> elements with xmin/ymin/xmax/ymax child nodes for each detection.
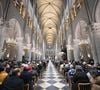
<box><xmin>24</xmin><ymin>84</ymin><xmax>29</xmax><ymax>90</ymax></box>
<box><xmin>32</xmin><ymin>76</ymin><xmax>38</xmax><ymax>84</ymax></box>
<box><xmin>78</xmin><ymin>83</ymin><xmax>91</xmax><ymax>90</ymax></box>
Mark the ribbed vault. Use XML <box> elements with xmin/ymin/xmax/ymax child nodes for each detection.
<box><xmin>37</xmin><ymin>0</ymin><xmax>64</xmax><ymax>45</ymax></box>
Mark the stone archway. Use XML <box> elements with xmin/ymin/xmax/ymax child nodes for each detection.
<box><xmin>2</xmin><ymin>18</ymin><xmax>23</xmax><ymax>61</ymax></box>
<box><xmin>74</xmin><ymin>20</ymin><xmax>92</xmax><ymax>62</ymax></box>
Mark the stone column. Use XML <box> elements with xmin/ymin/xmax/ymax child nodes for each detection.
<box><xmin>27</xmin><ymin>44</ymin><xmax>31</xmax><ymax>61</ymax></box>
<box><xmin>24</xmin><ymin>49</ymin><xmax>28</xmax><ymax>60</ymax></box>
<box><xmin>74</xmin><ymin>39</ymin><xmax>80</xmax><ymax>61</ymax></box>
<box><xmin>67</xmin><ymin>45</ymin><xmax>74</xmax><ymax>61</ymax></box>
<box><xmin>28</xmin><ymin>49</ymin><xmax>32</xmax><ymax>61</ymax></box>
<box><xmin>0</xmin><ymin>23</ymin><xmax>6</xmax><ymax>59</ymax></box>
<box><xmin>42</xmin><ymin>41</ymin><xmax>45</xmax><ymax>60</ymax></box>
<box><xmin>16</xmin><ymin>37</ymin><xmax>23</xmax><ymax>61</ymax></box>
<box><xmin>92</xmin><ymin>23</ymin><xmax>100</xmax><ymax>64</ymax></box>
<box><xmin>79</xmin><ymin>42</ymin><xmax>89</xmax><ymax>62</ymax></box>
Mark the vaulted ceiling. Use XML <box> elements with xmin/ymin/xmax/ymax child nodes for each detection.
<box><xmin>36</xmin><ymin>0</ymin><xmax>65</xmax><ymax>45</ymax></box>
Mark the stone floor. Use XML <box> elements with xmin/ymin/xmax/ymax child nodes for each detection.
<box><xmin>35</xmin><ymin>60</ymin><xmax>69</xmax><ymax>90</ymax></box>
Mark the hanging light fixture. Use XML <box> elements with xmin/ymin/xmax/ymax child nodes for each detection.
<box><xmin>67</xmin><ymin>45</ymin><xmax>74</xmax><ymax>50</ymax></box>
<box><xmin>6</xmin><ymin>38</ymin><xmax>17</xmax><ymax>46</ymax></box>
<box><xmin>79</xmin><ymin>40</ymin><xmax>88</xmax><ymax>45</ymax></box>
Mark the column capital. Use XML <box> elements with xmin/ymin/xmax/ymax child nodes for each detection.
<box><xmin>90</xmin><ymin>22</ymin><xmax>100</xmax><ymax>30</ymax></box>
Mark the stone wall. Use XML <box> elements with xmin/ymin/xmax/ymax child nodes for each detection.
<box><xmin>66</xmin><ymin>0</ymin><xmax>100</xmax><ymax>64</ymax></box>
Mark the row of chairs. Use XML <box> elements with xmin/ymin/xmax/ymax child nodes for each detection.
<box><xmin>78</xmin><ymin>83</ymin><xmax>91</xmax><ymax>90</ymax></box>
<box><xmin>63</xmin><ymin>71</ymin><xmax>91</xmax><ymax>90</ymax></box>
<box><xmin>24</xmin><ymin>84</ymin><xmax>29</xmax><ymax>90</ymax></box>
<box><xmin>68</xmin><ymin>77</ymin><xmax>91</xmax><ymax>90</ymax></box>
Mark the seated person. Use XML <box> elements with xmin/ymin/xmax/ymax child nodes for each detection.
<box><xmin>72</xmin><ymin>65</ymin><xmax>90</xmax><ymax>90</ymax></box>
<box><xmin>20</xmin><ymin>66</ymin><xmax>33</xmax><ymax>90</ymax></box>
<box><xmin>0</xmin><ymin>65</ymin><xmax>8</xmax><ymax>89</ymax></box>
<box><xmin>90</xmin><ymin>70</ymin><xmax>100</xmax><ymax>90</ymax></box>
<box><xmin>2</xmin><ymin>68</ymin><xmax>24</xmax><ymax>90</ymax></box>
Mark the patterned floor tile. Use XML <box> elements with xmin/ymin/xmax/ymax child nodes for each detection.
<box><xmin>41</xmin><ymin>78</ymin><xmax>51</xmax><ymax>82</ymax></box>
<box><xmin>57</xmin><ymin>76</ymin><xmax>64</xmax><ymax>79</ymax></box>
<box><xmin>39</xmin><ymin>82</ymin><xmax>51</xmax><ymax>88</ymax></box>
<box><xmin>37</xmin><ymin>60</ymin><xmax>69</xmax><ymax>90</ymax></box>
<box><xmin>47</xmin><ymin>77</ymin><xmax>55</xmax><ymax>79</ymax></box>
<box><xmin>37</xmin><ymin>80</ymin><xmax>44</xmax><ymax>84</ymax></box>
<box><xmin>60</xmin><ymin>80</ymin><xmax>66</xmax><ymax>84</ymax></box>
<box><xmin>53</xmin><ymin>82</ymin><xmax>66</xmax><ymax>88</ymax></box>
<box><xmin>62</xmin><ymin>86</ymin><xmax>68</xmax><ymax>90</ymax></box>
<box><xmin>47</xmin><ymin>80</ymin><xmax>57</xmax><ymax>84</ymax></box>
<box><xmin>46</xmin><ymin>85</ymin><xmax>59</xmax><ymax>90</ymax></box>
<box><xmin>35</xmin><ymin>86</ymin><xmax>43</xmax><ymax>90</ymax></box>
<box><xmin>52</xmin><ymin>78</ymin><xmax>62</xmax><ymax>82</ymax></box>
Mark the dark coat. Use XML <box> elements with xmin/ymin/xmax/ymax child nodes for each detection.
<box><xmin>20</xmin><ymin>70</ymin><xmax>33</xmax><ymax>90</ymax></box>
<box><xmin>2</xmin><ymin>76</ymin><xmax>24</xmax><ymax>90</ymax></box>
<box><xmin>20</xmin><ymin>70</ymin><xmax>33</xmax><ymax>84</ymax></box>
<box><xmin>72</xmin><ymin>70</ymin><xmax>90</xmax><ymax>90</ymax></box>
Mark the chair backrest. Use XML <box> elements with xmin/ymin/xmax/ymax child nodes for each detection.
<box><xmin>78</xmin><ymin>83</ymin><xmax>91</xmax><ymax>90</ymax></box>
<box><xmin>24</xmin><ymin>84</ymin><xmax>29</xmax><ymax>90</ymax></box>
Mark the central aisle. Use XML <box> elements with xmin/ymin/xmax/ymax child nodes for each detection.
<box><xmin>36</xmin><ymin>60</ymin><xmax>69</xmax><ymax>90</ymax></box>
